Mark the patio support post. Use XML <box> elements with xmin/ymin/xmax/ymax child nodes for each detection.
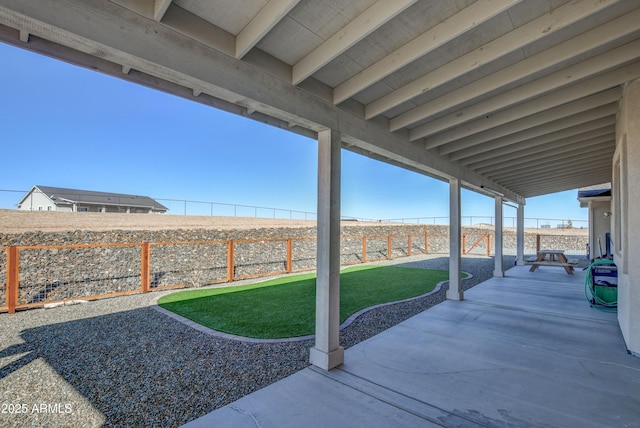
<box><xmin>447</xmin><ymin>178</ymin><xmax>463</xmax><ymax>300</ymax></box>
<box><xmin>494</xmin><ymin>196</ymin><xmax>504</xmax><ymax>277</ymax></box>
<box><xmin>310</xmin><ymin>129</ymin><xmax>344</xmax><ymax>370</ymax></box>
<box><xmin>516</xmin><ymin>203</ymin><xmax>525</xmax><ymax>265</ymax></box>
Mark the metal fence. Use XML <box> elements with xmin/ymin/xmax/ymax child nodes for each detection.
<box><xmin>380</xmin><ymin>216</ymin><xmax>588</xmax><ymax>229</ymax></box>
<box><xmin>1</xmin><ymin>189</ymin><xmax>586</xmax><ymax>227</ymax></box>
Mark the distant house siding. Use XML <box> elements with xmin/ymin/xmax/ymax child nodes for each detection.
<box><xmin>74</xmin><ymin>204</ymin><xmax>155</xmax><ymax>213</ymax></box>
<box><xmin>18</xmin><ymin>190</ymin><xmax>55</xmax><ymax>211</ymax></box>
<box><xmin>17</xmin><ymin>186</ymin><xmax>168</xmax><ymax>213</ymax></box>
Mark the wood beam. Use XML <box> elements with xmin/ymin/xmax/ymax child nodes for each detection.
<box><xmin>500</xmin><ymin>163</ymin><xmax>612</xmax><ymax>188</ymax></box>
<box><xmin>388</xmin><ymin>8</ymin><xmax>640</xmax><ymax>130</ymax></box>
<box><xmin>513</xmin><ymin>172</ymin><xmax>612</xmax><ymax>197</ymax></box>
<box><xmin>473</xmin><ymin>132</ymin><xmax>614</xmax><ymax>174</ymax></box>
<box><xmin>448</xmin><ymin>104</ymin><xmax>618</xmax><ymax>162</ymax></box>
<box><xmin>420</xmin><ymin>65</ymin><xmax>634</xmax><ymax>147</ymax></box>
<box><xmin>507</xmin><ymin>176</ymin><xmax>611</xmax><ymax>198</ymax></box>
<box><xmin>365</xmin><ymin>0</ymin><xmax>624</xmax><ymax>121</ymax></box>
<box><xmin>235</xmin><ymin>0</ymin><xmax>300</xmax><ymax>59</ymax></box>
<box><xmin>414</xmin><ymin>57</ymin><xmax>640</xmax><ymax>142</ymax></box>
<box><xmin>519</xmin><ymin>170</ymin><xmax>612</xmax><ymax>191</ymax></box>
<box><xmin>332</xmin><ymin>0</ymin><xmax>518</xmax><ymax>104</ymax></box>
<box><xmin>0</xmin><ymin>0</ymin><xmax>522</xmax><ymax>204</ymax></box>
<box><xmin>437</xmin><ymin>88</ymin><xmax>621</xmax><ymax>155</ymax></box>
<box><xmin>153</xmin><ymin>0</ymin><xmax>172</xmax><ymax>22</ymax></box>
<box><xmin>487</xmin><ymin>147</ymin><xmax>615</xmax><ymax>181</ymax></box>
<box><xmin>292</xmin><ymin>0</ymin><xmax>416</xmax><ymax>85</ymax></box>
<box><xmin>161</xmin><ymin>4</ymin><xmax>235</xmax><ymax>57</ymax></box>
<box><xmin>459</xmin><ymin>119</ymin><xmax>615</xmax><ymax>166</ymax></box>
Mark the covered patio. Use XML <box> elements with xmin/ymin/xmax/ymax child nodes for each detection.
<box><xmin>184</xmin><ymin>264</ymin><xmax>640</xmax><ymax>427</ymax></box>
<box><xmin>1</xmin><ymin>2</ymin><xmax>640</xmax><ymax>425</ymax></box>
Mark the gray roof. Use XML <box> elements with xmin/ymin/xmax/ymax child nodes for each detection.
<box><xmin>32</xmin><ymin>185</ymin><xmax>168</xmax><ymax>211</ymax></box>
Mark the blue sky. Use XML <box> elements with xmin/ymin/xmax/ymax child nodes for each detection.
<box><xmin>0</xmin><ymin>42</ymin><xmax>588</xmax><ymax>227</ymax></box>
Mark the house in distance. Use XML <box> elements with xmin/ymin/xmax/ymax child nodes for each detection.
<box><xmin>17</xmin><ymin>185</ymin><xmax>168</xmax><ymax>214</ymax></box>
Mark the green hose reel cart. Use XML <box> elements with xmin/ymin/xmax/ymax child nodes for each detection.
<box><xmin>585</xmin><ymin>259</ymin><xmax>617</xmax><ymax>310</ymax></box>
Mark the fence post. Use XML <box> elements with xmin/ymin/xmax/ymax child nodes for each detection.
<box><xmin>286</xmin><ymin>239</ymin><xmax>293</xmax><ymax>273</ymax></box>
<box><xmin>227</xmin><ymin>240</ymin><xmax>235</xmax><ymax>282</ymax></box>
<box><xmin>536</xmin><ymin>234</ymin><xmax>541</xmax><ymax>254</ymax></box>
<box><xmin>387</xmin><ymin>236</ymin><xmax>392</xmax><ymax>260</ymax></box>
<box><xmin>486</xmin><ymin>234</ymin><xmax>491</xmax><ymax>257</ymax></box>
<box><xmin>462</xmin><ymin>234</ymin><xmax>467</xmax><ymax>255</ymax></box>
<box><xmin>141</xmin><ymin>242</ymin><xmax>150</xmax><ymax>293</ymax></box>
<box><xmin>425</xmin><ymin>231</ymin><xmax>429</xmax><ymax>253</ymax></box>
<box><xmin>362</xmin><ymin>237</ymin><xmax>367</xmax><ymax>263</ymax></box>
<box><xmin>7</xmin><ymin>246</ymin><xmax>18</xmax><ymax>314</ymax></box>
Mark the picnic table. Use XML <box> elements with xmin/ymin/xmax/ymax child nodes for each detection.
<box><xmin>529</xmin><ymin>250</ymin><xmax>577</xmax><ymax>274</ymax></box>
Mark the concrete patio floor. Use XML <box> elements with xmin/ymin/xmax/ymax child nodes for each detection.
<box><xmin>183</xmin><ymin>265</ymin><xmax>640</xmax><ymax>427</ymax></box>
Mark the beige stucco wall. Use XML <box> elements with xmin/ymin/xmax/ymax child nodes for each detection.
<box><xmin>615</xmin><ymin>78</ymin><xmax>640</xmax><ymax>356</ymax></box>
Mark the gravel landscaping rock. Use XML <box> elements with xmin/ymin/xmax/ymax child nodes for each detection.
<box><xmin>0</xmin><ymin>254</ymin><xmax>507</xmax><ymax>427</ymax></box>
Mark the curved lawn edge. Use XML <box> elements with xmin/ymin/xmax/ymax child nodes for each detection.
<box><xmin>150</xmin><ymin>271</ymin><xmax>473</xmax><ymax>344</ymax></box>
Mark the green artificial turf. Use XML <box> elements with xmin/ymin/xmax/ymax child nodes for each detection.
<box><xmin>158</xmin><ymin>265</ymin><xmax>451</xmax><ymax>339</ymax></box>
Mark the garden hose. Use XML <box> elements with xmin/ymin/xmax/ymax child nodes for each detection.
<box><xmin>584</xmin><ymin>258</ymin><xmax>617</xmax><ymax>311</ymax></box>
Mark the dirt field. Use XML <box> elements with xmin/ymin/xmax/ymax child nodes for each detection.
<box><xmin>0</xmin><ymin>210</ymin><xmax>319</xmax><ymax>233</ymax></box>
<box><xmin>0</xmin><ymin>209</ymin><xmax>587</xmax><ymax>235</ymax></box>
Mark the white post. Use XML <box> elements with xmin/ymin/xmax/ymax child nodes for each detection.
<box><xmin>309</xmin><ymin>129</ymin><xmax>344</xmax><ymax>370</ymax></box>
<box><xmin>447</xmin><ymin>178</ymin><xmax>463</xmax><ymax>300</ymax></box>
<box><xmin>516</xmin><ymin>203</ymin><xmax>525</xmax><ymax>265</ymax></box>
<box><xmin>494</xmin><ymin>195</ymin><xmax>504</xmax><ymax>277</ymax></box>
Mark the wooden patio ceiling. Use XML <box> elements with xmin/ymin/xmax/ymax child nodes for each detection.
<box><xmin>1</xmin><ymin>0</ymin><xmax>639</xmax><ymax>202</ymax></box>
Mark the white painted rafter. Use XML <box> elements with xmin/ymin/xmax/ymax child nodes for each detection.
<box><xmin>415</xmin><ymin>59</ymin><xmax>640</xmax><ymax>143</ymax></box>
<box><xmin>487</xmin><ymin>146</ymin><xmax>615</xmax><ymax>181</ymax></box>
<box><xmin>512</xmin><ymin>171</ymin><xmax>612</xmax><ymax>196</ymax></box>
<box><xmin>436</xmin><ymin>88</ymin><xmax>622</xmax><ymax>156</ymax></box>
<box><xmin>1</xmin><ymin>0</ymin><xmax>636</xmax><ymax>200</ymax></box>
<box><xmin>153</xmin><ymin>0</ymin><xmax>172</xmax><ymax>22</ymax></box>
<box><xmin>332</xmin><ymin>0</ymin><xmax>519</xmax><ymax>104</ymax></box>
<box><xmin>448</xmin><ymin>104</ymin><xmax>618</xmax><ymax>162</ymax></box>
<box><xmin>393</xmin><ymin>10</ymin><xmax>640</xmax><ymax>131</ymax></box>
<box><xmin>502</xmin><ymin>168</ymin><xmax>612</xmax><ymax>192</ymax></box>
<box><xmin>235</xmin><ymin>0</ymin><xmax>300</xmax><ymax>59</ymax></box>
<box><xmin>515</xmin><ymin>169</ymin><xmax>612</xmax><ymax>190</ymax></box>
<box><xmin>292</xmin><ymin>0</ymin><xmax>417</xmax><ymax>85</ymax></box>
<box><xmin>500</xmin><ymin>163</ymin><xmax>611</xmax><ymax>188</ymax></box>
<box><xmin>471</xmin><ymin>130</ymin><xmax>615</xmax><ymax>173</ymax></box>
<box><xmin>365</xmin><ymin>0</ymin><xmax>623</xmax><ymax>121</ymax></box>
<box><xmin>458</xmin><ymin>118</ymin><xmax>616</xmax><ymax>166</ymax></box>
<box><xmin>0</xmin><ymin>0</ymin><xmax>520</xmax><ymax>202</ymax></box>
